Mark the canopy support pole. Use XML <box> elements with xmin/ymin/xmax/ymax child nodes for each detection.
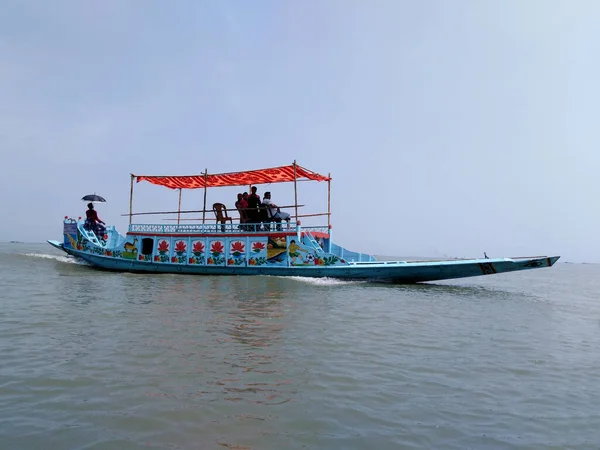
<box><xmin>202</xmin><ymin>169</ymin><xmax>208</xmax><ymax>224</ymax></box>
<box><xmin>177</xmin><ymin>188</ymin><xmax>182</xmax><ymax>224</ymax></box>
<box><xmin>327</xmin><ymin>172</ymin><xmax>331</xmax><ymax>229</ymax></box>
<box><xmin>327</xmin><ymin>172</ymin><xmax>332</xmax><ymax>252</ymax></box>
<box><xmin>293</xmin><ymin>160</ymin><xmax>299</xmax><ymax>221</ymax></box>
<box><xmin>129</xmin><ymin>174</ymin><xmax>135</xmax><ymax>225</ymax></box>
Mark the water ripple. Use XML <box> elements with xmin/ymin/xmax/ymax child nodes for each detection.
<box><xmin>1</xmin><ymin>246</ymin><xmax>600</xmax><ymax>448</ymax></box>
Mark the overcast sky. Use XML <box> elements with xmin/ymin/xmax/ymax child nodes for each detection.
<box><xmin>1</xmin><ymin>0</ymin><xmax>598</xmax><ymax>262</ymax></box>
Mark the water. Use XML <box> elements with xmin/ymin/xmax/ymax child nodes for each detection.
<box><xmin>1</xmin><ymin>243</ymin><xmax>599</xmax><ymax>449</ymax></box>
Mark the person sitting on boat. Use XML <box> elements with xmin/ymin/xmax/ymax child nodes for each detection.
<box><xmin>84</xmin><ymin>203</ymin><xmax>106</xmax><ymax>238</ymax></box>
<box><xmin>235</xmin><ymin>193</ymin><xmax>249</xmax><ymax>229</ymax></box>
<box><xmin>262</xmin><ymin>192</ymin><xmax>290</xmax><ymax>223</ymax></box>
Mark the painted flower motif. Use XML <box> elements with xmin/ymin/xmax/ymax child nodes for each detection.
<box><xmin>227</xmin><ymin>258</ymin><xmax>235</xmax><ymax>265</ymax></box>
<box><xmin>210</xmin><ymin>241</ymin><xmax>224</xmax><ymax>256</ymax></box>
<box><xmin>207</xmin><ymin>257</ymin><xmax>214</xmax><ymax>265</ymax></box>
<box><xmin>248</xmin><ymin>258</ymin><xmax>256</xmax><ymax>266</ymax></box>
<box><xmin>158</xmin><ymin>240</ymin><xmax>169</xmax><ymax>254</ymax></box>
<box><xmin>154</xmin><ymin>255</ymin><xmax>160</xmax><ymax>262</ymax></box>
<box><xmin>314</xmin><ymin>258</ymin><xmax>324</xmax><ymax>266</ymax></box>
<box><xmin>175</xmin><ymin>241</ymin><xmax>187</xmax><ymax>254</ymax></box>
<box><xmin>138</xmin><ymin>255</ymin><xmax>144</xmax><ymax>261</ymax></box>
<box><xmin>189</xmin><ymin>257</ymin><xmax>195</xmax><ymax>264</ymax></box>
<box><xmin>230</xmin><ymin>241</ymin><xmax>245</xmax><ymax>257</ymax></box>
<box><xmin>251</xmin><ymin>241</ymin><xmax>265</xmax><ymax>253</ymax></box>
<box><xmin>231</xmin><ymin>241</ymin><xmax>245</xmax><ymax>253</ymax></box>
<box><xmin>192</xmin><ymin>241</ymin><xmax>205</xmax><ymax>254</ymax></box>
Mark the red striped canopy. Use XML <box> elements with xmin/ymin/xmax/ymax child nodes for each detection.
<box><xmin>135</xmin><ymin>164</ymin><xmax>330</xmax><ymax>190</ymax></box>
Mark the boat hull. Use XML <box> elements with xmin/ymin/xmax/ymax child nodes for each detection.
<box><xmin>49</xmin><ymin>240</ymin><xmax>559</xmax><ymax>283</ymax></box>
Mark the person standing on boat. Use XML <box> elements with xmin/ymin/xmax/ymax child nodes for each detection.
<box><xmin>246</xmin><ymin>186</ymin><xmax>261</xmax><ymax>223</ymax></box>
<box><xmin>263</xmin><ymin>192</ymin><xmax>291</xmax><ymax>223</ymax></box>
<box><xmin>85</xmin><ymin>203</ymin><xmax>106</xmax><ymax>237</ymax></box>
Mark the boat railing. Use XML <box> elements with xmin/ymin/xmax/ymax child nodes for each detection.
<box><xmin>329</xmin><ymin>242</ymin><xmax>377</xmax><ymax>263</ymax></box>
<box><xmin>303</xmin><ymin>231</ymin><xmax>325</xmax><ymax>254</ymax></box>
<box><xmin>76</xmin><ymin>221</ymin><xmax>121</xmax><ymax>248</ymax></box>
<box><xmin>78</xmin><ymin>223</ymin><xmax>104</xmax><ymax>247</ymax></box>
<box><xmin>300</xmin><ymin>226</ymin><xmax>330</xmax><ymax>235</ymax></box>
<box><xmin>128</xmin><ymin>222</ymin><xmax>305</xmax><ymax>235</ymax></box>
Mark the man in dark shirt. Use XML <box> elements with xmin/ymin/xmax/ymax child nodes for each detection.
<box><xmin>247</xmin><ymin>186</ymin><xmax>261</xmax><ymax>221</ymax></box>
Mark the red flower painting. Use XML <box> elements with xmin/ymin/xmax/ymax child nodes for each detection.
<box><xmin>227</xmin><ymin>258</ymin><xmax>235</xmax><ymax>265</ymax></box>
<box><xmin>192</xmin><ymin>241</ymin><xmax>205</xmax><ymax>254</ymax></box>
<box><xmin>230</xmin><ymin>241</ymin><xmax>245</xmax><ymax>257</ymax></box>
<box><xmin>157</xmin><ymin>240</ymin><xmax>169</xmax><ymax>254</ymax></box>
<box><xmin>251</xmin><ymin>241</ymin><xmax>265</xmax><ymax>253</ymax></box>
<box><xmin>175</xmin><ymin>241</ymin><xmax>186</xmax><ymax>255</ymax></box>
<box><xmin>210</xmin><ymin>241</ymin><xmax>224</xmax><ymax>256</ymax></box>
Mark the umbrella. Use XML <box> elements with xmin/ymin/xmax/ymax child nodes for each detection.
<box><xmin>82</xmin><ymin>194</ymin><xmax>106</xmax><ymax>203</ymax></box>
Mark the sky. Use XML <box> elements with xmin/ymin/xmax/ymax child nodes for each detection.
<box><xmin>1</xmin><ymin>0</ymin><xmax>599</xmax><ymax>262</ymax></box>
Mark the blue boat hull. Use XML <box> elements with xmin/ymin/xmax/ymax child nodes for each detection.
<box><xmin>48</xmin><ymin>240</ymin><xmax>560</xmax><ymax>284</ymax></box>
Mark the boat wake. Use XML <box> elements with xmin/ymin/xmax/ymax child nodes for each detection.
<box><xmin>24</xmin><ymin>253</ymin><xmax>90</xmax><ymax>266</ymax></box>
<box><xmin>284</xmin><ymin>276</ymin><xmax>368</xmax><ymax>286</ymax></box>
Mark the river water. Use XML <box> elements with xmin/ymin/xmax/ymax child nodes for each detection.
<box><xmin>1</xmin><ymin>243</ymin><xmax>599</xmax><ymax>449</ymax></box>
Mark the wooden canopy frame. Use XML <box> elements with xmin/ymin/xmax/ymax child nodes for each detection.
<box><xmin>127</xmin><ymin>161</ymin><xmax>332</xmax><ymax>228</ymax></box>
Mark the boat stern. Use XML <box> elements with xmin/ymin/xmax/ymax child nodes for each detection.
<box><xmin>47</xmin><ymin>218</ymin><xmax>81</xmax><ymax>254</ymax></box>
<box><xmin>47</xmin><ymin>239</ymin><xmax>66</xmax><ymax>253</ymax></box>
<box><xmin>60</xmin><ymin>218</ymin><xmax>81</xmax><ymax>250</ymax></box>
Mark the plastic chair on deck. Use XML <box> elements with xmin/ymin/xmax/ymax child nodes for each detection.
<box><xmin>261</xmin><ymin>204</ymin><xmax>282</xmax><ymax>231</ymax></box>
<box><xmin>213</xmin><ymin>203</ymin><xmax>233</xmax><ymax>232</ymax></box>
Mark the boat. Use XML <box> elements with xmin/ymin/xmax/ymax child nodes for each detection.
<box><xmin>47</xmin><ymin>162</ymin><xmax>559</xmax><ymax>283</ymax></box>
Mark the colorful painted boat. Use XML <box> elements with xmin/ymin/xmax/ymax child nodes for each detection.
<box><xmin>47</xmin><ymin>163</ymin><xmax>559</xmax><ymax>283</ymax></box>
